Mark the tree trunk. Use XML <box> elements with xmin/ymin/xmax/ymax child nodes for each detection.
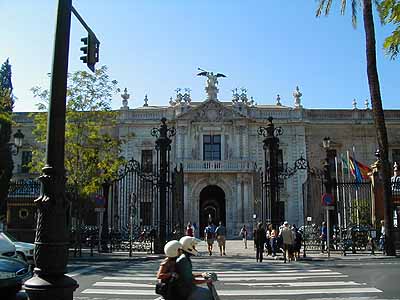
<box><xmin>363</xmin><ymin>0</ymin><xmax>396</xmax><ymax>255</ymax></box>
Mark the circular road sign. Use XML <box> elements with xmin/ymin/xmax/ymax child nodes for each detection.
<box><xmin>95</xmin><ymin>195</ymin><xmax>105</xmax><ymax>208</ymax></box>
<box><xmin>322</xmin><ymin>193</ymin><xmax>334</xmax><ymax>206</ymax></box>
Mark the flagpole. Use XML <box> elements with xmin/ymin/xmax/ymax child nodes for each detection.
<box><xmin>347</xmin><ymin>150</ymin><xmax>353</xmax><ymax>226</ymax></box>
<box><xmin>352</xmin><ymin>146</ymin><xmax>360</xmax><ymax>227</ymax></box>
<box><xmin>335</xmin><ymin>156</ymin><xmax>342</xmax><ymax>250</ymax></box>
<box><xmin>341</xmin><ymin>154</ymin><xmax>347</xmax><ymax>229</ymax></box>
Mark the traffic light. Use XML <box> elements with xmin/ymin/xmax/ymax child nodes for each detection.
<box><xmin>80</xmin><ymin>33</ymin><xmax>99</xmax><ymax>72</ymax></box>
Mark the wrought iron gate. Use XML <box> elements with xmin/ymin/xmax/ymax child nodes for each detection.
<box><xmin>108</xmin><ymin>158</ymin><xmax>184</xmax><ymax>251</ymax></box>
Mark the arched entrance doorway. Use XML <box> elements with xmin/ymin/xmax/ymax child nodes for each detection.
<box><xmin>199</xmin><ymin>185</ymin><xmax>226</xmax><ymax>237</ymax></box>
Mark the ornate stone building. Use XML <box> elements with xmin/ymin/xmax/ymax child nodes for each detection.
<box><xmin>10</xmin><ymin>74</ymin><xmax>400</xmax><ymax>238</ymax></box>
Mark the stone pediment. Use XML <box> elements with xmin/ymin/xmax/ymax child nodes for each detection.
<box><xmin>176</xmin><ymin>99</ymin><xmax>248</xmax><ymax>122</ymax></box>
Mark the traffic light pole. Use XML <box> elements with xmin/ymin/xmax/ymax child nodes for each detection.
<box><xmin>24</xmin><ymin>1</ymin><xmax>78</xmax><ymax>299</ymax></box>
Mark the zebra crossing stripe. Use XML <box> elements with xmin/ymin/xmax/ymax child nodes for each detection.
<box><xmin>67</xmin><ymin>265</ymin><xmax>102</xmax><ymax>277</ymax></box>
<box><xmin>94</xmin><ymin>282</ymin><xmax>154</xmax><ymax>288</ymax></box>
<box><xmin>94</xmin><ymin>280</ymin><xmax>360</xmax><ymax>288</ymax></box>
<box><xmin>224</xmin><ymin>281</ymin><xmax>361</xmax><ymax>287</ymax></box>
<box><xmin>102</xmin><ymin>274</ymin><xmax>349</xmax><ymax>281</ymax></box>
<box><xmin>81</xmin><ymin>287</ymin><xmax>382</xmax><ymax>296</ymax></box>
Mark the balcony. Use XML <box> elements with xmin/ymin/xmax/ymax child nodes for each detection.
<box><xmin>182</xmin><ymin>159</ymin><xmax>256</xmax><ymax>173</ymax></box>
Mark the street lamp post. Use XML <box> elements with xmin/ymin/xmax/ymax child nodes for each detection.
<box><xmin>151</xmin><ymin>118</ymin><xmax>176</xmax><ymax>253</ymax></box>
<box><xmin>24</xmin><ymin>1</ymin><xmax>78</xmax><ymax>299</ymax></box>
<box><xmin>322</xmin><ymin>136</ymin><xmax>333</xmax><ymax>258</ymax></box>
<box><xmin>100</xmin><ymin>180</ymin><xmax>110</xmax><ymax>252</ymax></box>
<box><xmin>258</xmin><ymin>117</ymin><xmax>282</xmax><ymax>226</ymax></box>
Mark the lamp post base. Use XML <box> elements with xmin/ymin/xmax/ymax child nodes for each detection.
<box><xmin>24</xmin><ymin>274</ymin><xmax>78</xmax><ymax>300</ymax></box>
<box><xmin>153</xmin><ymin>237</ymin><xmax>164</xmax><ymax>254</ymax></box>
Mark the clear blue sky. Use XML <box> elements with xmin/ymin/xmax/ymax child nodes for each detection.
<box><xmin>1</xmin><ymin>0</ymin><xmax>398</xmax><ymax>112</ymax></box>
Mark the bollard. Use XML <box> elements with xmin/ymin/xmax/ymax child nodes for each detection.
<box><xmin>90</xmin><ymin>237</ymin><xmax>94</xmax><ymax>257</ymax></box>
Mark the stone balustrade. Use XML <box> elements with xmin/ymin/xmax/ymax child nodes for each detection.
<box><xmin>182</xmin><ymin>159</ymin><xmax>256</xmax><ymax>173</ymax></box>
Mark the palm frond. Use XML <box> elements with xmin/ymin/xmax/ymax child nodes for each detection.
<box><xmin>316</xmin><ymin>0</ymin><xmax>327</xmax><ymax>17</ymax></box>
<box><xmin>326</xmin><ymin>0</ymin><xmax>334</xmax><ymax>15</ymax></box>
<box><xmin>352</xmin><ymin>0</ymin><xmax>359</xmax><ymax>28</ymax></box>
<box><xmin>341</xmin><ymin>0</ymin><xmax>347</xmax><ymax>15</ymax></box>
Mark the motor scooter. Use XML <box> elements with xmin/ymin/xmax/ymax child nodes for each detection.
<box><xmin>154</xmin><ymin>272</ymin><xmax>219</xmax><ymax>300</ymax></box>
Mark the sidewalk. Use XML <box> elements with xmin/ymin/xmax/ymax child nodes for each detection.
<box><xmin>67</xmin><ymin>239</ymin><xmax>398</xmax><ymax>263</ymax></box>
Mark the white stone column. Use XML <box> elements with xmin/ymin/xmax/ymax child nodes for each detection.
<box><xmin>236</xmin><ymin>174</ymin><xmax>242</xmax><ymax>231</ymax></box>
<box><xmin>244</xmin><ymin>177</ymin><xmax>249</xmax><ymax>224</ymax></box>
<box><xmin>235</xmin><ymin>127</ymin><xmax>241</xmax><ymax>158</ymax></box>
<box><xmin>183</xmin><ymin>176</ymin><xmax>189</xmax><ymax>226</ymax></box>
<box><xmin>243</xmin><ymin>127</ymin><xmax>249</xmax><ymax>159</ymax></box>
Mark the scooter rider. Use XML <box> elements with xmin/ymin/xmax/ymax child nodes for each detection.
<box><xmin>175</xmin><ymin>236</ymin><xmax>213</xmax><ymax>300</ymax></box>
<box><xmin>156</xmin><ymin>240</ymin><xmax>183</xmax><ymax>300</ymax></box>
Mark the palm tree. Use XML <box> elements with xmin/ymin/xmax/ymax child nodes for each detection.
<box><xmin>316</xmin><ymin>0</ymin><xmax>396</xmax><ymax>256</ymax></box>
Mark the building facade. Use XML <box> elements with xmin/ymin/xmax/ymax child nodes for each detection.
<box><xmin>10</xmin><ymin>76</ymin><xmax>400</xmax><ymax>238</ymax></box>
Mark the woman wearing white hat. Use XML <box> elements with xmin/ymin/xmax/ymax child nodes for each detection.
<box><xmin>174</xmin><ymin>236</ymin><xmax>213</xmax><ymax>300</ymax></box>
<box><xmin>156</xmin><ymin>240</ymin><xmax>183</xmax><ymax>299</ymax></box>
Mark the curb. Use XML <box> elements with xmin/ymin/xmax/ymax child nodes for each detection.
<box><xmin>68</xmin><ymin>254</ymin><xmax>164</xmax><ymax>263</ymax></box>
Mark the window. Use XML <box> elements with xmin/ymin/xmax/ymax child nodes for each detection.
<box><xmin>392</xmin><ymin>149</ymin><xmax>400</xmax><ymax>165</ymax></box>
<box><xmin>203</xmin><ymin>135</ymin><xmax>221</xmax><ymax>160</ymax></box>
<box><xmin>21</xmin><ymin>151</ymin><xmax>32</xmax><ymax>174</ymax></box>
<box><xmin>327</xmin><ymin>149</ymin><xmax>337</xmax><ymax>175</ymax></box>
<box><xmin>141</xmin><ymin>150</ymin><xmax>153</xmax><ymax>173</ymax></box>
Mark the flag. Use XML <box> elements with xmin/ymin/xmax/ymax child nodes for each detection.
<box><xmin>349</xmin><ymin>156</ymin><xmax>371</xmax><ymax>183</ymax></box>
<box><xmin>341</xmin><ymin>154</ymin><xmax>349</xmax><ymax>175</ymax></box>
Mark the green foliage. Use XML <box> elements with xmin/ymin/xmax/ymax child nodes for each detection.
<box><xmin>349</xmin><ymin>198</ymin><xmax>372</xmax><ymax>225</ymax></box>
<box><xmin>0</xmin><ymin>59</ymin><xmax>14</xmax><ymax>218</ymax></box>
<box><xmin>379</xmin><ymin>0</ymin><xmax>400</xmax><ymax>59</ymax></box>
<box><xmin>316</xmin><ymin>0</ymin><xmax>360</xmax><ymax>28</ymax></box>
<box><xmin>31</xmin><ymin>65</ymin><xmax>126</xmax><ymax>197</ymax></box>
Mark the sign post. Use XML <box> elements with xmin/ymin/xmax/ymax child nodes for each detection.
<box><xmin>94</xmin><ymin>195</ymin><xmax>105</xmax><ymax>252</ymax></box>
<box><xmin>322</xmin><ymin>193</ymin><xmax>334</xmax><ymax>258</ymax></box>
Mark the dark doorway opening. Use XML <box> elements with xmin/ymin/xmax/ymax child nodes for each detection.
<box><xmin>199</xmin><ymin>185</ymin><xmax>226</xmax><ymax>237</ymax></box>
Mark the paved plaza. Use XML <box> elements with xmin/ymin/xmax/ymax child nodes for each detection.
<box><xmin>65</xmin><ymin>239</ymin><xmax>399</xmax><ymax>300</ymax></box>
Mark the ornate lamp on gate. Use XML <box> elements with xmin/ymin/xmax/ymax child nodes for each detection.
<box><xmin>257</xmin><ymin>117</ymin><xmax>282</xmax><ymax>226</ymax></box>
<box><xmin>151</xmin><ymin>118</ymin><xmax>176</xmax><ymax>253</ymax></box>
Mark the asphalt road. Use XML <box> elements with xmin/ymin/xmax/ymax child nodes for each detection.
<box><xmin>68</xmin><ymin>255</ymin><xmax>400</xmax><ymax>300</ymax></box>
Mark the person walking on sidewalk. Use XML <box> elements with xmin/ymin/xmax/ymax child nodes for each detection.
<box><xmin>239</xmin><ymin>224</ymin><xmax>248</xmax><ymax>249</ymax></box>
<box><xmin>379</xmin><ymin>220</ymin><xmax>386</xmax><ymax>254</ymax></box>
<box><xmin>204</xmin><ymin>222</ymin><xmax>215</xmax><ymax>256</ymax></box>
<box><xmin>186</xmin><ymin>222</ymin><xmax>194</xmax><ymax>237</ymax></box>
<box><xmin>254</xmin><ymin>222</ymin><xmax>266</xmax><ymax>262</ymax></box>
<box><xmin>280</xmin><ymin>221</ymin><xmax>294</xmax><ymax>263</ymax></box>
<box><xmin>320</xmin><ymin>221</ymin><xmax>327</xmax><ymax>253</ymax></box>
<box><xmin>269</xmin><ymin>225</ymin><xmax>278</xmax><ymax>257</ymax></box>
<box><xmin>215</xmin><ymin>221</ymin><xmax>227</xmax><ymax>256</ymax></box>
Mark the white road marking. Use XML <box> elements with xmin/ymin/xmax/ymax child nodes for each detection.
<box><xmin>81</xmin><ymin>287</ymin><xmax>382</xmax><ymax>296</ymax></box>
<box><xmin>102</xmin><ymin>274</ymin><xmax>349</xmax><ymax>281</ymax></box>
<box><xmin>67</xmin><ymin>265</ymin><xmax>102</xmax><ymax>277</ymax></box>
<box><xmin>224</xmin><ymin>281</ymin><xmax>361</xmax><ymax>287</ymax></box>
<box><xmin>94</xmin><ymin>282</ymin><xmax>154</xmax><ymax>288</ymax></box>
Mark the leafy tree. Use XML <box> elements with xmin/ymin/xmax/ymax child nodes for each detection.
<box><xmin>316</xmin><ymin>0</ymin><xmax>396</xmax><ymax>255</ymax></box>
<box><xmin>379</xmin><ymin>0</ymin><xmax>400</xmax><ymax>59</ymax></box>
<box><xmin>0</xmin><ymin>59</ymin><xmax>14</xmax><ymax>220</ymax></box>
<box><xmin>31</xmin><ymin>65</ymin><xmax>126</xmax><ymax>202</ymax></box>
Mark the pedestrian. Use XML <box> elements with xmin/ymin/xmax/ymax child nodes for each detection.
<box><xmin>292</xmin><ymin>224</ymin><xmax>302</xmax><ymax>261</ymax></box>
<box><xmin>254</xmin><ymin>222</ymin><xmax>266</xmax><ymax>262</ymax></box>
<box><xmin>175</xmin><ymin>236</ymin><xmax>213</xmax><ymax>300</ymax></box>
<box><xmin>239</xmin><ymin>224</ymin><xmax>248</xmax><ymax>249</ymax></box>
<box><xmin>186</xmin><ymin>222</ymin><xmax>194</xmax><ymax>237</ymax></box>
<box><xmin>204</xmin><ymin>222</ymin><xmax>215</xmax><ymax>256</ymax></box>
<box><xmin>269</xmin><ymin>225</ymin><xmax>278</xmax><ymax>257</ymax></box>
<box><xmin>265</xmin><ymin>224</ymin><xmax>273</xmax><ymax>256</ymax></box>
<box><xmin>156</xmin><ymin>240</ymin><xmax>182</xmax><ymax>300</ymax></box>
<box><xmin>192</xmin><ymin>222</ymin><xmax>197</xmax><ymax>238</ymax></box>
<box><xmin>320</xmin><ymin>221</ymin><xmax>327</xmax><ymax>253</ymax></box>
<box><xmin>215</xmin><ymin>221</ymin><xmax>227</xmax><ymax>256</ymax></box>
<box><xmin>280</xmin><ymin>221</ymin><xmax>294</xmax><ymax>263</ymax></box>
<box><xmin>379</xmin><ymin>220</ymin><xmax>386</xmax><ymax>254</ymax></box>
